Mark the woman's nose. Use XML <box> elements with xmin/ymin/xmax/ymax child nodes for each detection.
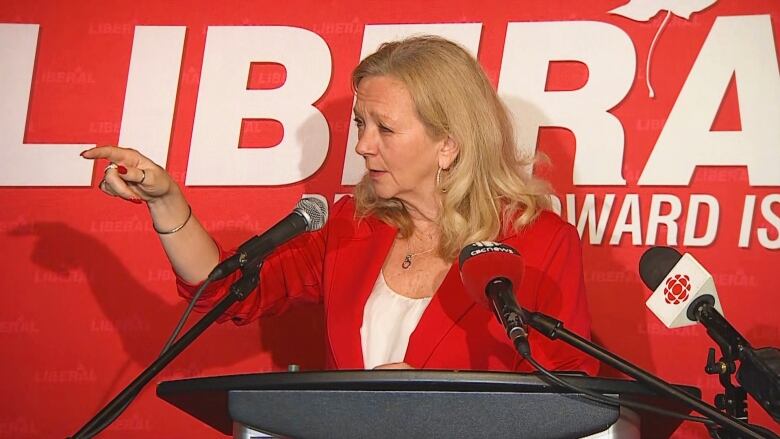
<box><xmin>355</xmin><ymin>129</ymin><xmax>377</xmax><ymax>156</ymax></box>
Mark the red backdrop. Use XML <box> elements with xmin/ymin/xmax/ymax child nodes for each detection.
<box><xmin>1</xmin><ymin>0</ymin><xmax>778</xmax><ymax>437</ymax></box>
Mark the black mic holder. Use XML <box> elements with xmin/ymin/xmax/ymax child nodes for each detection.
<box><xmin>690</xmin><ymin>296</ymin><xmax>751</xmax><ymax>428</ymax></box>
<box><xmin>689</xmin><ymin>296</ymin><xmax>749</xmax><ymax>362</ymax></box>
<box><xmin>526</xmin><ymin>311</ymin><xmax>777</xmax><ymax>439</ymax></box>
<box><xmin>70</xmin><ymin>260</ymin><xmax>263</xmax><ymax>439</ymax></box>
<box><xmin>690</xmin><ymin>297</ymin><xmax>780</xmax><ymax>428</ymax></box>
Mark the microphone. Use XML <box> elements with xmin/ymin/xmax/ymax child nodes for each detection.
<box><xmin>458</xmin><ymin>241</ymin><xmax>530</xmax><ymax>357</ymax></box>
<box><xmin>208</xmin><ymin>197</ymin><xmax>328</xmax><ymax>281</ymax></box>
<box><xmin>639</xmin><ymin>247</ymin><xmax>727</xmax><ymax>330</ymax></box>
<box><xmin>639</xmin><ymin>247</ymin><xmax>780</xmax><ymax>422</ymax></box>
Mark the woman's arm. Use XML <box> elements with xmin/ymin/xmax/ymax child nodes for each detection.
<box><xmin>81</xmin><ymin>146</ymin><xmax>219</xmax><ymax>284</ymax></box>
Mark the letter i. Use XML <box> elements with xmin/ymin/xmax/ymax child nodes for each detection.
<box><xmin>738</xmin><ymin>195</ymin><xmax>756</xmax><ymax>248</ymax></box>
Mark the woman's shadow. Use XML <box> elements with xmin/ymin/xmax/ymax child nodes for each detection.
<box><xmin>12</xmin><ymin>220</ymin><xmax>326</xmax><ymax>402</ymax></box>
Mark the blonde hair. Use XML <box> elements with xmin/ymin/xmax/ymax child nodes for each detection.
<box><xmin>352</xmin><ymin>35</ymin><xmax>551</xmax><ymax>260</ymax></box>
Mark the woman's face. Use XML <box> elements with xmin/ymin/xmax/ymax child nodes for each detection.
<box><xmin>353</xmin><ymin>75</ymin><xmax>451</xmax><ymax>208</ymax></box>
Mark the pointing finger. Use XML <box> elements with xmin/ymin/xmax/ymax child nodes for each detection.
<box><xmin>80</xmin><ymin>146</ymin><xmax>146</xmax><ymax>165</ymax></box>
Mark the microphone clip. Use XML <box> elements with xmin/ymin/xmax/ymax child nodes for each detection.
<box><xmin>486</xmin><ymin>278</ymin><xmax>531</xmax><ymax>358</ymax></box>
<box><xmin>704</xmin><ymin>347</ymin><xmax>748</xmax><ymax>422</ymax></box>
<box><xmin>689</xmin><ymin>296</ymin><xmax>750</xmax><ymax>363</ymax></box>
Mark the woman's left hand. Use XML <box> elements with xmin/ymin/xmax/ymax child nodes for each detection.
<box><xmin>373</xmin><ymin>362</ymin><xmax>414</xmax><ymax>369</ymax></box>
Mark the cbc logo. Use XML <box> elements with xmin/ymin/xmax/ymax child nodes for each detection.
<box><xmin>663</xmin><ymin>274</ymin><xmax>692</xmax><ymax>305</ymax></box>
<box><xmin>472</xmin><ymin>241</ymin><xmax>500</xmax><ymax>248</ymax></box>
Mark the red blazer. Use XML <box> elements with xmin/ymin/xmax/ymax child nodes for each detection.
<box><xmin>178</xmin><ymin>196</ymin><xmax>598</xmax><ymax>375</ymax></box>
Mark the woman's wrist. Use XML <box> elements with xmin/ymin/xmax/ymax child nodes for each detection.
<box><xmin>146</xmin><ymin>186</ymin><xmax>191</xmax><ymax>233</ymax></box>
<box><xmin>153</xmin><ymin>204</ymin><xmax>192</xmax><ymax>234</ymax></box>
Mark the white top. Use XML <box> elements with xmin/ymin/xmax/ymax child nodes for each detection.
<box><xmin>360</xmin><ymin>271</ymin><xmax>433</xmax><ymax>369</ymax></box>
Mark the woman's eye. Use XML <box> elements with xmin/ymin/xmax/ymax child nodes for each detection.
<box><xmin>353</xmin><ymin>118</ymin><xmax>364</xmax><ymax>128</ymax></box>
<box><xmin>379</xmin><ymin>125</ymin><xmax>393</xmax><ymax>133</ymax></box>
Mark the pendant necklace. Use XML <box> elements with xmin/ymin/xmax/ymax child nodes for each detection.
<box><xmin>402</xmin><ymin>243</ymin><xmax>435</xmax><ymax>269</ymax></box>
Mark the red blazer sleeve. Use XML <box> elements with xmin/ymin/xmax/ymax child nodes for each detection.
<box><xmin>175</xmin><ymin>197</ymin><xmax>350</xmax><ymax>325</ymax></box>
<box><xmin>514</xmin><ymin>219</ymin><xmax>599</xmax><ymax>375</ymax></box>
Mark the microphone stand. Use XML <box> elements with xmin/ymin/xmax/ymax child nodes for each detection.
<box><xmin>69</xmin><ymin>260</ymin><xmax>263</xmax><ymax>439</ymax></box>
<box><xmin>694</xmin><ymin>298</ymin><xmax>751</xmax><ymax>436</ymax></box>
<box><xmin>691</xmin><ymin>298</ymin><xmax>780</xmax><ymax>437</ymax></box>
<box><xmin>526</xmin><ymin>311</ymin><xmax>777</xmax><ymax>439</ymax></box>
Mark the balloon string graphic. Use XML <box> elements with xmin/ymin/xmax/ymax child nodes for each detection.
<box><xmin>646</xmin><ymin>9</ymin><xmax>672</xmax><ymax>98</ymax></box>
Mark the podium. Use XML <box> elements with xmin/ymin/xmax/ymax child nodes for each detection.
<box><xmin>157</xmin><ymin>370</ymin><xmax>700</xmax><ymax>438</ymax></box>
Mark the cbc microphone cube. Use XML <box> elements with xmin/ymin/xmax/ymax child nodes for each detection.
<box><xmin>645</xmin><ymin>253</ymin><xmax>724</xmax><ymax>328</ymax></box>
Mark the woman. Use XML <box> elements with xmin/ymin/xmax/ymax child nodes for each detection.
<box><xmin>81</xmin><ymin>36</ymin><xmax>598</xmax><ymax>374</ymax></box>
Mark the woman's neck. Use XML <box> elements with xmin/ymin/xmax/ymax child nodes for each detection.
<box><xmin>404</xmin><ymin>205</ymin><xmax>441</xmax><ymax>244</ymax></box>
<box><xmin>401</xmin><ymin>194</ymin><xmax>440</xmax><ymax>223</ymax></box>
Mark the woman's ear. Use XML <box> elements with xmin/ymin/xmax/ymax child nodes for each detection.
<box><xmin>438</xmin><ymin>136</ymin><xmax>460</xmax><ymax>170</ymax></box>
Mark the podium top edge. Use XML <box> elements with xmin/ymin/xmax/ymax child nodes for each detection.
<box><xmin>157</xmin><ymin>370</ymin><xmax>700</xmax><ymax>399</ymax></box>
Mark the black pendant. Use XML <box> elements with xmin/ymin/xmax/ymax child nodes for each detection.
<box><xmin>402</xmin><ymin>254</ymin><xmax>412</xmax><ymax>269</ymax></box>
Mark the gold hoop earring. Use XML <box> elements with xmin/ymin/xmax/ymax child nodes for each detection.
<box><xmin>436</xmin><ymin>167</ymin><xmax>447</xmax><ymax>193</ymax></box>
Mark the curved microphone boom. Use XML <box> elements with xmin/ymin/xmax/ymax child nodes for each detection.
<box><xmin>458</xmin><ymin>242</ymin><xmax>530</xmax><ymax>357</ymax></box>
<box><xmin>208</xmin><ymin>197</ymin><xmax>328</xmax><ymax>281</ymax></box>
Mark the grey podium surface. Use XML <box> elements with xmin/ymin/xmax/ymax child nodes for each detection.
<box><xmin>157</xmin><ymin>370</ymin><xmax>700</xmax><ymax>439</ymax></box>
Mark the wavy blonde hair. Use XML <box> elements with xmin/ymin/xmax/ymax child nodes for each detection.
<box><xmin>352</xmin><ymin>35</ymin><xmax>551</xmax><ymax>259</ymax></box>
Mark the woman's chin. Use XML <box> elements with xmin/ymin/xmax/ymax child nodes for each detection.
<box><xmin>369</xmin><ymin>182</ymin><xmax>399</xmax><ymax>200</ymax></box>
<box><xmin>372</xmin><ymin>188</ymin><xmax>395</xmax><ymax>200</ymax></box>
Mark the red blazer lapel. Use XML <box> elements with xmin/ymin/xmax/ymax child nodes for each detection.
<box><xmin>404</xmin><ymin>262</ymin><xmax>476</xmax><ymax>368</ymax></box>
<box><xmin>326</xmin><ymin>217</ymin><xmax>396</xmax><ymax>369</ymax></box>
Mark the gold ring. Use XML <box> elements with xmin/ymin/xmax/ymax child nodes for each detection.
<box><xmin>104</xmin><ymin>163</ymin><xmax>119</xmax><ymax>174</ymax></box>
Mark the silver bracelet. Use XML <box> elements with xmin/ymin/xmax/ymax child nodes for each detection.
<box><xmin>154</xmin><ymin>204</ymin><xmax>192</xmax><ymax>235</ymax></box>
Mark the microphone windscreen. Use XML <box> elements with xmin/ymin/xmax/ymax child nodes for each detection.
<box><xmin>296</xmin><ymin>197</ymin><xmax>328</xmax><ymax>231</ymax></box>
<box><xmin>639</xmin><ymin>246</ymin><xmax>683</xmax><ymax>290</ymax></box>
<box><xmin>458</xmin><ymin>242</ymin><xmax>524</xmax><ymax>307</ymax></box>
